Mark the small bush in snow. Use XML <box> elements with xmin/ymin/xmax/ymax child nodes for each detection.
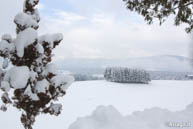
<box><xmin>104</xmin><ymin>67</ymin><xmax>151</xmax><ymax>84</ymax></box>
<box><xmin>0</xmin><ymin>0</ymin><xmax>74</xmax><ymax>129</ymax></box>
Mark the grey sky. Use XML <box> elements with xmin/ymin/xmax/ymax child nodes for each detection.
<box><xmin>0</xmin><ymin>0</ymin><xmax>191</xmax><ymax>60</ymax></box>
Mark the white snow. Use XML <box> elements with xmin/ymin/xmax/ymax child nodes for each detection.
<box><xmin>29</xmin><ymin>70</ymin><xmax>37</xmax><ymax>81</ymax></box>
<box><xmin>38</xmin><ymin>33</ymin><xmax>63</xmax><ymax>48</ymax></box>
<box><xmin>3</xmin><ymin>66</ymin><xmax>30</xmax><ymax>89</ymax></box>
<box><xmin>51</xmin><ymin>33</ymin><xmax>63</xmax><ymax>42</ymax></box>
<box><xmin>69</xmin><ymin>103</ymin><xmax>193</xmax><ymax>129</ymax></box>
<box><xmin>31</xmin><ymin>9</ymin><xmax>40</xmax><ymax>22</ymax></box>
<box><xmin>28</xmin><ymin>0</ymin><xmax>38</xmax><ymax>6</ymax></box>
<box><xmin>2</xmin><ymin>59</ymin><xmax>9</xmax><ymax>69</ymax></box>
<box><xmin>0</xmin><ymin>80</ymin><xmax>193</xmax><ymax>129</ymax></box>
<box><xmin>0</xmin><ymin>40</ymin><xmax>15</xmax><ymax>53</ymax></box>
<box><xmin>15</xmin><ymin>28</ymin><xmax>38</xmax><ymax>57</ymax></box>
<box><xmin>0</xmin><ymin>81</ymin><xmax>10</xmax><ymax>92</ymax></box>
<box><xmin>35</xmin><ymin>79</ymin><xmax>49</xmax><ymax>93</ymax></box>
<box><xmin>49</xmin><ymin>103</ymin><xmax>62</xmax><ymax>116</ymax></box>
<box><xmin>24</xmin><ymin>85</ymin><xmax>39</xmax><ymax>101</ymax></box>
<box><xmin>51</xmin><ymin>74</ymin><xmax>74</xmax><ymax>90</ymax></box>
<box><xmin>14</xmin><ymin>13</ymin><xmax>38</xmax><ymax>29</ymax></box>
<box><xmin>36</xmin><ymin>43</ymin><xmax>44</xmax><ymax>54</ymax></box>
<box><xmin>43</xmin><ymin>63</ymin><xmax>58</xmax><ymax>75</ymax></box>
<box><xmin>1</xmin><ymin>34</ymin><xmax>12</xmax><ymax>43</ymax></box>
<box><xmin>35</xmin><ymin>80</ymin><xmax>193</xmax><ymax>129</ymax></box>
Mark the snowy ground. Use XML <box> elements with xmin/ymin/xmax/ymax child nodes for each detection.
<box><xmin>69</xmin><ymin>103</ymin><xmax>193</xmax><ymax>129</ymax></box>
<box><xmin>0</xmin><ymin>80</ymin><xmax>193</xmax><ymax>129</ymax></box>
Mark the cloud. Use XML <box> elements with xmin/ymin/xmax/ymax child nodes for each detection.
<box><xmin>39</xmin><ymin>9</ymin><xmax>190</xmax><ymax>59</ymax></box>
<box><xmin>55</xmin><ymin>11</ymin><xmax>86</xmax><ymax>22</ymax></box>
<box><xmin>65</xmin><ymin>0</ymin><xmax>128</xmax><ymax>16</ymax></box>
<box><xmin>0</xmin><ymin>0</ymin><xmax>191</xmax><ymax>60</ymax></box>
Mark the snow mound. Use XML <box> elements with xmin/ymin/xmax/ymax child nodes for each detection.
<box><xmin>51</xmin><ymin>74</ymin><xmax>74</xmax><ymax>90</ymax></box>
<box><xmin>3</xmin><ymin>66</ymin><xmax>30</xmax><ymax>89</ymax></box>
<box><xmin>35</xmin><ymin>79</ymin><xmax>49</xmax><ymax>93</ymax></box>
<box><xmin>69</xmin><ymin>103</ymin><xmax>193</xmax><ymax>129</ymax></box>
<box><xmin>0</xmin><ymin>40</ymin><xmax>15</xmax><ymax>53</ymax></box>
<box><xmin>43</xmin><ymin>63</ymin><xmax>58</xmax><ymax>75</ymax></box>
<box><xmin>38</xmin><ymin>33</ymin><xmax>63</xmax><ymax>48</ymax></box>
<box><xmin>14</xmin><ymin>13</ymin><xmax>38</xmax><ymax>29</ymax></box>
<box><xmin>15</xmin><ymin>28</ymin><xmax>38</xmax><ymax>57</ymax></box>
<box><xmin>1</xmin><ymin>34</ymin><xmax>12</xmax><ymax>43</ymax></box>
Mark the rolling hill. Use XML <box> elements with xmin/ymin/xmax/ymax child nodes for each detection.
<box><xmin>55</xmin><ymin>55</ymin><xmax>193</xmax><ymax>73</ymax></box>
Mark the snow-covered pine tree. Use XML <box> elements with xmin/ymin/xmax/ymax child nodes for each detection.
<box><xmin>0</xmin><ymin>0</ymin><xmax>74</xmax><ymax>129</ymax></box>
<box><xmin>104</xmin><ymin>67</ymin><xmax>111</xmax><ymax>81</ymax></box>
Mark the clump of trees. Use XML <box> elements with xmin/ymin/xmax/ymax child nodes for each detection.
<box><xmin>123</xmin><ymin>0</ymin><xmax>193</xmax><ymax>33</ymax></box>
<box><xmin>104</xmin><ymin>67</ymin><xmax>151</xmax><ymax>84</ymax></box>
<box><xmin>0</xmin><ymin>0</ymin><xmax>74</xmax><ymax>129</ymax></box>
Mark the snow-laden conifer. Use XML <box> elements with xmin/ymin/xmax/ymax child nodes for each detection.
<box><xmin>0</xmin><ymin>0</ymin><xmax>74</xmax><ymax>129</ymax></box>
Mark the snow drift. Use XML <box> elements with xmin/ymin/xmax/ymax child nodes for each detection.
<box><xmin>69</xmin><ymin>103</ymin><xmax>193</xmax><ymax>129</ymax></box>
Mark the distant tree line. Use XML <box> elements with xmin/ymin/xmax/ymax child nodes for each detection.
<box><xmin>68</xmin><ymin>70</ymin><xmax>193</xmax><ymax>82</ymax></box>
<box><xmin>104</xmin><ymin>67</ymin><xmax>151</xmax><ymax>84</ymax></box>
<box><xmin>149</xmin><ymin>71</ymin><xmax>193</xmax><ymax>80</ymax></box>
<box><xmin>73</xmin><ymin>74</ymin><xmax>103</xmax><ymax>81</ymax></box>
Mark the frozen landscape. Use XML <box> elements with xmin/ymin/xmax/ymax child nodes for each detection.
<box><xmin>1</xmin><ymin>0</ymin><xmax>193</xmax><ymax>129</ymax></box>
<box><xmin>1</xmin><ymin>80</ymin><xmax>193</xmax><ymax>129</ymax></box>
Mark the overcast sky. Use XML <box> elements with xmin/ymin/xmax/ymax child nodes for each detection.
<box><xmin>0</xmin><ymin>0</ymin><xmax>191</xmax><ymax>60</ymax></box>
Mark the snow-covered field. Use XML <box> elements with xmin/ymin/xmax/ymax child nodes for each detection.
<box><xmin>0</xmin><ymin>80</ymin><xmax>193</xmax><ymax>129</ymax></box>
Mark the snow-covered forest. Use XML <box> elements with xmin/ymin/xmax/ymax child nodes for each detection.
<box><xmin>104</xmin><ymin>67</ymin><xmax>151</xmax><ymax>83</ymax></box>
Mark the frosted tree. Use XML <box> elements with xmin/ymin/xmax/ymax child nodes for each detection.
<box><xmin>0</xmin><ymin>0</ymin><xmax>74</xmax><ymax>129</ymax></box>
<box><xmin>104</xmin><ymin>68</ymin><xmax>112</xmax><ymax>81</ymax></box>
<box><xmin>104</xmin><ymin>67</ymin><xmax>151</xmax><ymax>83</ymax></box>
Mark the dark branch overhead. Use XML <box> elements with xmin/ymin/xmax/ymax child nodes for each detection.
<box><xmin>123</xmin><ymin>0</ymin><xmax>193</xmax><ymax>33</ymax></box>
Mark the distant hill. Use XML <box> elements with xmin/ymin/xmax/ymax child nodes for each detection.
<box><xmin>55</xmin><ymin>55</ymin><xmax>193</xmax><ymax>74</ymax></box>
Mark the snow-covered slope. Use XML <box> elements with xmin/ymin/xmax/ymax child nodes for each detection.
<box><xmin>0</xmin><ymin>80</ymin><xmax>193</xmax><ymax>129</ymax></box>
<box><xmin>69</xmin><ymin>103</ymin><xmax>193</xmax><ymax>129</ymax></box>
<box><xmin>56</xmin><ymin>55</ymin><xmax>193</xmax><ymax>73</ymax></box>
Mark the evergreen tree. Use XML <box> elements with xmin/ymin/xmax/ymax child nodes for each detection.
<box><xmin>104</xmin><ymin>67</ymin><xmax>151</xmax><ymax>83</ymax></box>
<box><xmin>104</xmin><ymin>67</ymin><xmax>112</xmax><ymax>81</ymax></box>
<box><xmin>123</xmin><ymin>0</ymin><xmax>193</xmax><ymax>33</ymax></box>
<box><xmin>0</xmin><ymin>0</ymin><xmax>74</xmax><ymax>129</ymax></box>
